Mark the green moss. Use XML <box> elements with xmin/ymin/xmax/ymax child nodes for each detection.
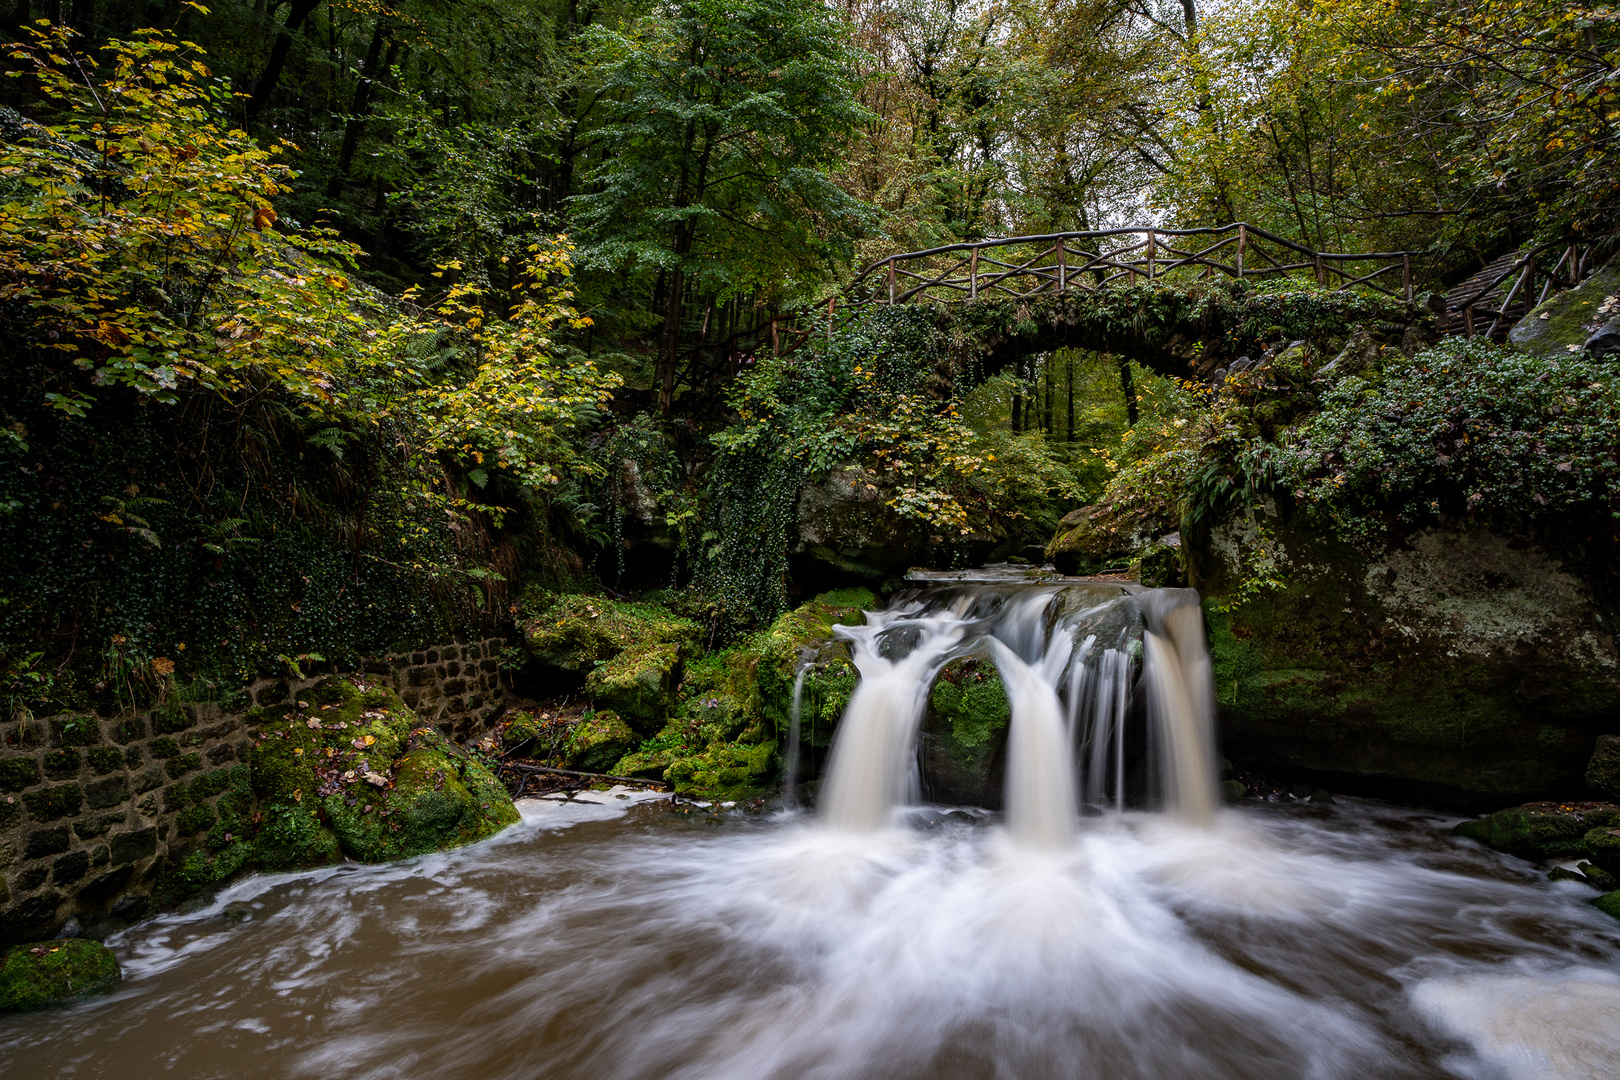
<box><xmin>1453</xmin><ymin>802</ymin><xmax>1620</xmax><ymax>858</ymax></box>
<box><xmin>21</xmin><ymin>783</ymin><xmax>81</xmax><ymax>821</ymax></box>
<box><xmin>930</xmin><ymin>659</ymin><xmax>1010</xmax><ymax>762</ymax></box>
<box><xmin>754</xmin><ymin>589</ymin><xmax>874</xmax><ymax>747</ymax></box>
<box><xmin>1584</xmin><ymin>826</ymin><xmax>1620</xmax><ymax>877</ymax></box>
<box><xmin>664</xmin><ymin>738</ymin><xmax>775</xmax><ymax>801</ymax></box>
<box><xmin>1593</xmin><ymin>890</ymin><xmax>1620</xmax><ymax>922</ymax></box>
<box><xmin>150</xmin><ymin>737</ymin><xmax>181</xmax><ymax>759</ymax></box>
<box><xmin>564</xmin><ymin>711</ymin><xmax>637</xmax><ymax>773</ymax></box>
<box><xmin>521</xmin><ymin>593</ymin><xmax>700</xmax><ymax>673</ymax></box>
<box><xmin>85</xmin><ymin>747</ymin><xmax>125</xmax><ymax>775</ymax></box>
<box><xmin>0</xmin><ymin>757</ymin><xmax>40</xmax><ymax>792</ymax></box>
<box><xmin>0</xmin><ymin>939</ymin><xmax>120</xmax><ymax>1012</ymax></box>
<box><xmin>176</xmin><ymin>801</ymin><xmax>217</xmax><ymax>835</ymax></box>
<box><xmin>164</xmin><ymin>752</ymin><xmax>202</xmax><ymax>778</ymax></box>
<box><xmin>42</xmin><ymin>749</ymin><xmax>80</xmax><ymax>779</ymax></box>
<box><xmin>324</xmin><ymin>738</ymin><xmax>516</xmax><ymax>863</ymax></box>
<box><xmin>585</xmin><ymin>641</ymin><xmax>682</xmax><ymax>730</ymax></box>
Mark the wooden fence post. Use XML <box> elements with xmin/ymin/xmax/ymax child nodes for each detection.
<box><xmin>887</xmin><ymin>258</ymin><xmax>896</xmax><ymax>304</ymax></box>
<box><xmin>1146</xmin><ymin>229</ymin><xmax>1155</xmax><ymax>280</ymax></box>
<box><xmin>970</xmin><ymin>246</ymin><xmax>978</xmax><ymax>300</ymax></box>
<box><xmin>827</xmin><ymin>296</ymin><xmax>836</xmax><ymax>337</ymax></box>
<box><xmin>1402</xmin><ymin>254</ymin><xmax>1412</xmax><ymax>302</ymax></box>
<box><xmin>1314</xmin><ymin>253</ymin><xmax>1325</xmax><ymax>288</ymax></box>
<box><xmin>1057</xmin><ymin>242</ymin><xmax>1066</xmax><ymax>293</ymax></box>
<box><xmin>1236</xmin><ymin>224</ymin><xmax>1246</xmax><ymax>280</ymax></box>
<box><xmin>771</xmin><ymin>318</ymin><xmax>780</xmax><ymax>356</ymax></box>
<box><xmin>1462</xmin><ymin>306</ymin><xmax>1475</xmax><ymax>338</ymax></box>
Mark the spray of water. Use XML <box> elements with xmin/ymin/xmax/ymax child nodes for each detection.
<box><xmin>818</xmin><ymin>577</ymin><xmax>1219</xmax><ymax>844</ymax></box>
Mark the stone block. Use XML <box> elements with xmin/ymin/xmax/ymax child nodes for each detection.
<box><xmin>52</xmin><ymin>850</ymin><xmax>89</xmax><ymax>885</ymax></box>
<box><xmin>74</xmin><ymin>815</ymin><xmax>121</xmax><ymax>841</ymax></box>
<box><xmin>425</xmin><ymin>649</ymin><xmax>440</xmax><ymax>665</ymax></box>
<box><xmin>206</xmin><ymin>743</ymin><xmax>236</xmax><ymax>765</ymax></box>
<box><xmin>84</xmin><ymin>776</ymin><xmax>128</xmax><ymax>810</ymax></box>
<box><xmin>464</xmin><ymin>644</ymin><xmax>482</xmax><ymax>661</ymax></box>
<box><xmin>133</xmin><ymin>768</ymin><xmax>165</xmax><ymax>794</ymax></box>
<box><xmin>446</xmin><ymin>661</ymin><xmax>461</xmax><ymax>678</ymax></box>
<box><xmin>109</xmin><ymin>828</ymin><xmax>158</xmax><ymax>865</ymax></box>
<box><xmin>443</xmin><ymin>678</ymin><xmax>467</xmax><ymax>697</ymax></box>
<box><xmin>14</xmin><ymin>866</ymin><xmax>47</xmax><ymax>892</ymax></box>
<box><xmin>24</xmin><ymin>827</ymin><xmax>70</xmax><ymax>859</ymax></box>
<box><xmin>0</xmin><ymin>758</ymin><xmax>40</xmax><ymax>793</ymax></box>
<box><xmin>80</xmin><ymin>864</ymin><xmax>135</xmax><ymax>902</ymax></box>
<box><xmin>406</xmin><ymin>667</ymin><xmax>435</xmax><ymax>688</ymax></box>
<box><xmin>1588</xmin><ymin>734</ymin><xmax>1620</xmax><ymax>801</ymax></box>
<box><xmin>111</xmin><ymin>717</ymin><xmax>147</xmax><ymax>744</ymax></box>
<box><xmin>21</xmin><ymin>785</ymin><xmax>82</xmax><ymax>822</ymax></box>
<box><xmin>253</xmin><ymin>682</ymin><xmax>290</xmax><ymax>707</ymax></box>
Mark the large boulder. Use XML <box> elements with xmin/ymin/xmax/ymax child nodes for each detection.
<box><xmin>1454</xmin><ymin>802</ymin><xmax>1620</xmax><ymax>858</ymax></box>
<box><xmin>795</xmin><ymin>465</ymin><xmax>934</xmax><ymax>582</ymax></box>
<box><xmin>1508</xmin><ymin>266</ymin><xmax>1620</xmax><ymax>360</ymax></box>
<box><xmin>1200</xmin><ymin>508</ymin><xmax>1620</xmax><ymax>800</ymax></box>
<box><xmin>171</xmin><ymin>678</ymin><xmax>518</xmax><ymax>894</ymax></box>
<box><xmin>1586</xmin><ymin>734</ymin><xmax>1620</xmax><ymax>800</ymax></box>
<box><xmin>0</xmin><ymin>938</ymin><xmax>120</xmax><ymax>1011</ymax></box>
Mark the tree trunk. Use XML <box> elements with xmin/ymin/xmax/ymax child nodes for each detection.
<box><xmin>246</xmin><ymin>0</ymin><xmax>323</xmax><ymax>119</ymax></box>
<box><xmin>1118</xmin><ymin>357</ymin><xmax>1138</xmax><ymax>426</ymax></box>
<box><xmin>658</xmin><ymin>265</ymin><xmax>686</xmax><ymax>414</ymax></box>
<box><xmin>328</xmin><ymin>19</ymin><xmax>393</xmax><ymax>198</ymax></box>
<box><xmin>1066</xmin><ymin>353</ymin><xmax>1075</xmax><ymax>441</ymax></box>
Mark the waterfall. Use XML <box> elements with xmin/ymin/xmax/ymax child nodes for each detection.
<box><xmin>817</xmin><ymin>571</ymin><xmax>1219</xmax><ymax>843</ymax></box>
<box><xmin>782</xmin><ymin>666</ymin><xmax>808</xmax><ymax>805</ymax></box>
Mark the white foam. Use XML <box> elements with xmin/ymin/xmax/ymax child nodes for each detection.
<box><xmin>1414</xmin><ymin>970</ymin><xmax>1620</xmax><ymax>1079</ymax></box>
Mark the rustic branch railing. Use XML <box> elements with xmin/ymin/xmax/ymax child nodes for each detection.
<box><xmin>844</xmin><ymin>223</ymin><xmax>1417</xmax><ymax>308</ymax></box>
<box><xmin>1441</xmin><ymin>241</ymin><xmax>1598</xmax><ymax>339</ymax></box>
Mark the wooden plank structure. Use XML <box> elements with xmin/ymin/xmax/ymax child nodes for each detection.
<box><xmin>843</xmin><ymin>223</ymin><xmax>1417</xmax><ymax>308</ymax></box>
<box><xmin>1441</xmin><ymin>242</ymin><xmax>1595</xmax><ymax>339</ymax></box>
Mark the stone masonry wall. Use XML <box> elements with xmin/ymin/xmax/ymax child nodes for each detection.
<box><xmin>0</xmin><ymin>637</ymin><xmax>508</xmax><ymax>947</ymax></box>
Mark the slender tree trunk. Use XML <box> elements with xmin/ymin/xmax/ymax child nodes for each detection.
<box><xmin>247</xmin><ymin>0</ymin><xmax>323</xmax><ymax>119</ymax></box>
<box><xmin>328</xmin><ymin>19</ymin><xmax>392</xmax><ymax>198</ymax></box>
<box><xmin>1118</xmin><ymin>357</ymin><xmax>1138</xmax><ymax>426</ymax></box>
<box><xmin>1043</xmin><ymin>357</ymin><xmax>1053</xmax><ymax>434</ymax></box>
<box><xmin>658</xmin><ymin>264</ymin><xmax>687</xmax><ymax>414</ymax></box>
<box><xmin>1066</xmin><ymin>353</ymin><xmax>1075</xmax><ymax>441</ymax></box>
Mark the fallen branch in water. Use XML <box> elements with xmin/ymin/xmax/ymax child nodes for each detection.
<box><xmin>501</xmin><ymin>762</ymin><xmax>669</xmax><ymax>790</ymax></box>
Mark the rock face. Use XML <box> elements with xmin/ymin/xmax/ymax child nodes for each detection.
<box><xmin>1586</xmin><ymin>734</ymin><xmax>1620</xmax><ymax>800</ymax></box>
<box><xmin>1508</xmin><ymin>267</ymin><xmax>1620</xmax><ymax>360</ymax></box>
<box><xmin>0</xmin><ymin>937</ymin><xmax>120</xmax><ymax>1011</ymax></box>
<box><xmin>1454</xmin><ymin>801</ymin><xmax>1620</xmax><ymax>858</ymax></box>
<box><xmin>1200</xmin><ymin>509</ymin><xmax>1620</xmax><ymax>800</ymax></box>
<box><xmin>920</xmin><ymin>657</ymin><xmax>1009</xmax><ymax>807</ymax></box>
<box><xmin>794</xmin><ymin>466</ymin><xmax>934</xmax><ymax>583</ymax></box>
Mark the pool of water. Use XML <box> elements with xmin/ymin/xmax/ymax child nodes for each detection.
<box><xmin>5</xmin><ymin>795</ymin><xmax>1620</xmax><ymax>1080</ymax></box>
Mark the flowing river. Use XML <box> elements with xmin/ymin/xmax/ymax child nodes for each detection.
<box><xmin>6</xmin><ymin>575</ymin><xmax>1620</xmax><ymax>1079</ymax></box>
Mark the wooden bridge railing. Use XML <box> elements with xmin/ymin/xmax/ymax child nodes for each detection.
<box><xmin>843</xmin><ymin>223</ymin><xmax>1416</xmax><ymax>308</ymax></box>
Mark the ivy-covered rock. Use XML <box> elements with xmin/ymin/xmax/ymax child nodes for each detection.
<box><xmin>921</xmin><ymin>657</ymin><xmax>1009</xmax><ymax>806</ymax></box>
<box><xmin>1508</xmin><ymin>266</ymin><xmax>1620</xmax><ymax>360</ymax></box>
<box><xmin>1453</xmin><ymin>802</ymin><xmax>1620</xmax><ymax>858</ymax></box>
<box><xmin>0</xmin><ymin>938</ymin><xmax>120</xmax><ymax>1011</ymax></box>
<box><xmin>756</xmin><ymin>588</ymin><xmax>873</xmax><ymax>760</ymax></box>
<box><xmin>564</xmin><ymin>711</ymin><xmax>637</xmax><ymax>774</ymax></box>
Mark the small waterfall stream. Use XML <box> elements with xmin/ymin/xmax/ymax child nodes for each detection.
<box><xmin>819</xmin><ymin>572</ymin><xmax>1218</xmax><ymax>842</ymax></box>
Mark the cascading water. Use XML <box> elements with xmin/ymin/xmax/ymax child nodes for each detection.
<box><xmin>818</xmin><ymin>569</ymin><xmax>1219</xmax><ymax>842</ymax></box>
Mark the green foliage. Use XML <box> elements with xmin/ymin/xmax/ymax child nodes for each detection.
<box><xmin>1275</xmin><ymin>339</ymin><xmax>1620</xmax><ymax>542</ymax></box>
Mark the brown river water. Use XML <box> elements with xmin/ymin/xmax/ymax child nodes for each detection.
<box><xmin>4</xmin><ymin>793</ymin><xmax>1620</xmax><ymax>1080</ymax></box>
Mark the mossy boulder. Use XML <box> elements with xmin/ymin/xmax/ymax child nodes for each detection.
<box><xmin>664</xmin><ymin>738</ymin><xmax>775</xmax><ymax>801</ymax></box>
<box><xmin>520</xmin><ymin>593</ymin><xmax>700</xmax><ymax>675</ymax></box>
<box><xmin>1200</xmin><ymin>509</ymin><xmax>1620</xmax><ymax>799</ymax></box>
<box><xmin>1593</xmin><ymin>890</ymin><xmax>1620</xmax><ymax>921</ymax></box>
<box><xmin>0</xmin><ymin>938</ymin><xmax>120</xmax><ymax>1011</ymax></box>
<box><xmin>1453</xmin><ymin>802</ymin><xmax>1620</xmax><ymax>858</ymax></box>
<box><xmin>1587</xmin><ymin>734</ymin><xmax>1620</xmax><ymax>800</ymax></box>
<box><xmin>756</xmin><ymin>589</ymin><xmax>874</xmax><ymax>755</ymax></box>
<box><xmin>1046</xmin><ymin>503</ymin><xmax>1173</xmax><ymax>576</ymax></box>
<box><xmin>1583</xmin><ymin>825</ymin><xmax>1620</xmax><ymax>877</ymax></box>
<box><xmin>564</xmin><ymin>711</ymin><xmax>637</xmax><ymax>774</ymax></box>
<box><xmin>1508</xmin><ymin>266</ymin><xmax>1620</xmax><ymax>360</ymax></box>
<box><xmin>170</xmin><ymin>678</ymin><xmax>517</xmax><ymax>897</ymax></box>
<box><xmin>921</xmin><ymin>657</ymin><xmax>1009</xmax><ymax>806</ymax></box>
<box><xmin>585</xmin><ymin>642</ymin><xmax>683</xmax><ymax>733</ymax></box>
